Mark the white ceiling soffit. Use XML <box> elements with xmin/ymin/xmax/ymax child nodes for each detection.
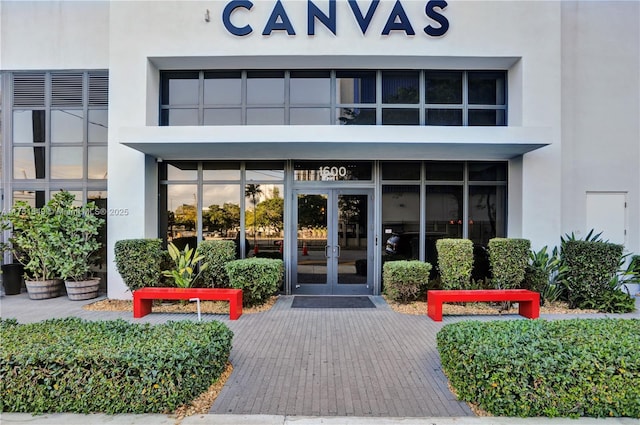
<box><xmin>120</xmin><ymin>125</ymin><xmax>550</xmax><ymax>161</ymax></box>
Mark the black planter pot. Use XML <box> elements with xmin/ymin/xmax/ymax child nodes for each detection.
<box><xmin>1</xmin><ymin>263</ymin><xmax>24</xmax><ymax>295</ymax></box>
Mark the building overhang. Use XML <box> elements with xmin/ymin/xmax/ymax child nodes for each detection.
<box><xmin>120</xmin><ymin>125</ymin><xmax>551</xmax><ymax>161</ymax></box>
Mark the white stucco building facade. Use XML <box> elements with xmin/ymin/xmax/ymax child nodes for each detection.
<box><xmin>1</xmin><ymin>0</ymin><xmax>638</xmax><ymax>299</ymax></box>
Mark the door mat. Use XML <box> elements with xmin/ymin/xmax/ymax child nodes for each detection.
<box><xmin>291</xmin><ymin>296</ymin><xmax>376</xmax><ymax>309</ymax></box>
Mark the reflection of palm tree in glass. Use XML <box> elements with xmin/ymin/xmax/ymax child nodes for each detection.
<box><xmin>245</xmin><ymin>184</ymin><xmax>263</xmax><ymax>251</ymax></box>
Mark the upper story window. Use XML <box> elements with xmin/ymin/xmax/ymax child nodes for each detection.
<box><xmin>160</xmin><ymin>70</ymin><xmax>507</xmax><ymax>127</ymax></box>
<box><xmin>11</xmin><ymin>71</ymin><xmax>109</xmax><ymax>181</ymax></box>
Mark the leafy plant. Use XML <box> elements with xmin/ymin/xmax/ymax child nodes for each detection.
<box><xmin>225</xmin><ymin>258</ymin><xmax>283</xmax><ymax>306</ymax></box>
<box><xmin>0</xmin><ymin>192</ymin><xmax>71</xmax><ymax>281</ymax></box>
<box><xmin>1</xmin><ymin>318</ymin><xmax>232</xmax><ymax>414</ymax></box>
<box><xmin>525</xmin><ymin>245</ymin><xmax>568</xmax><ymax>303</ymax></box>
<box><xmin>383</xmin><ymin>260</ymin><xmax>432</xmax><ymax>303</ymax></box>
<box><xmin>437</xmin><ymin>319</ymin><xmax>640</xmax><ymax>418</ymax></box>
<box><xmin>54</xmin><ymin>193</ymin><xmax>104</xmax><ymax>281</ymax></box>
<box><xmin>198</xmin><ymin>240</ymin><xmax>236</xmax><ymax>288</ymax></box>
<box><xmin>114</xmin><ymin>239</ymin><xmax>168</xmax><ymax>291</ymax></box>
<box><xmin>436</xmin><ymin>239</ymin><xmax>473</xmax><ymax>290</ymax></box>
<box><xmin>162</xmin><ymin>243</ymin><xmax>208</xmax><ymax>288</ymax></box>
<box><xmin>488</xmin><ymin>238</ymin><xmax>530</xmax><ymax>289</ymax></box>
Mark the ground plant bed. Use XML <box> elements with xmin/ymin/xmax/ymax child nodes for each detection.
<box><xmin>85</xmin><ymin>295</ymin><xmax>278</xmax><ymax>314</ymax></box>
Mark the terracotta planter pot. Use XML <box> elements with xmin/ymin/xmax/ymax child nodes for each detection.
<box><xmin>65</xmin><ymin>278</ymin><xmax>101</xmax><ymax>301</ymax></box>
<box><xmin>25</xmin><ymin>279</ymin><xmax>64</xmax><ymax>300</ymax></box>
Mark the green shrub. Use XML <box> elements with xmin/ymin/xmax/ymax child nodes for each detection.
<box><xmin>488</xmin><ymin>238</ymin><xmax>531</xmax><ymax>289</ymax></box>
<box><xmin>524</xmin><ymin>246</ymin><xmax>567</xmax><ymax>304</ymax></box>
<box><xmin>0</xmin><ymin>317</ymin><xmax>233</xmax><ymax>414</ymax></box>
<box><xmin>436</xmin><ymin>239</ymin><xmax>473</xmax><ymax>290</ymax></box>
<box><xmin>437</xmin><ymin>318</ymin><xmax>640</xmax><ymax>418</ymax></box>
<box><xmin>225</xmin><ymin>258</ymin><xmax>283</xmax><ymax>306</ymax></box>
<box><xmin>114</xmin><ymin>239</ymin><xmax>168</xmax><ymax>291</ymax></box>
<box><xmin>561</xmin><ymin>240</ymin><xmax>623</xmax><ymax>308</ymax></box>
<box><xmin>198</xmin><ymin>240</ymin><xmax>236</xmax><ymax>288</ymax></box>
<box><xmin>383</xmin><ymin>260</ymin><xmax>432</xmax><ymax>303</ymax></box>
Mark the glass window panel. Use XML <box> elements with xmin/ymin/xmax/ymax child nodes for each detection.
<box><xmin>88</xmin><ymin>190</ymin><xmax>108</xmax><ymax>273</ymax></box>
<box><xmin>382</xmin><ymin>71</ymin><xmax>419</xmax><ymax>104</ymax></box>
<box><xmin>425</xmin><ymin>185</ymin><xmax>464</xmax><ymax>266</ymax></box>
<box><xmin>337</xmin><ymin>108</ymin><xmax>376</xmax><ymax>125</ymax></box>
<box><xmin>290</xmin><ymin>108</ymin><xmax>331</xmax><ymax>125</ymax></box>
<box><xmin>290</xmin><ymin>71</ymin><xmax>331</xmax><ymax>104</ymax></box>
<box><xmin>166</xmin><ymin>77</ymin><xmax>199</xmax><ymax>105</ymax></box>
<box><xmin>204</xmin><ymin>71</ymin><xmax>242</xmax><ymax>105</ymax></box>
<box><xmin>51</xmin><ymin>147</ymin><xmax>83</xmax><ymax>179</ymax></box>
<box><xmin>167</xmin><ymin>162</ymin><xmax>197</xmax><ymax>180</ymax></box>
<box><xmin>382</xmin><ymin>108</ymin><xmax>419</xmax><ymax>125</ymax></box>
<box><xmin>88</xmin><ymin>146</ymin><xmax>108</xmax><ymax>179</ymax></box>
<box><xmin>425</xmin><ymin>162</ymin><xmax>464</xmax><ymax>181</ymax></box>
<box><xmin>14</xmin><ymin>146</ymin><xmax>45</xmax><ymax>179</ymax></box>
<box><xmin>246</xmin><ymin>162</ymin><xmax>285</xmax><ymax>181</ymax></box>
<box><xmin>204</xmin><ymin>108</ymin><xmax>242</xmax><ymax>125</ymax></box>
<box><xmin>468</xmin><ymin>109</ymin><xmax>506</xmax><ymax>126</ymax></box>
<box><xmin>13</xmin><ymin>110</ymin><xmax>45</xmax><ymax>143</ymax></box>
<box><xmin>468</xmin><ymin>71</ymin><xmax>506</xmax><ymax>105</ymax></box>
<box><xmin>245</xmin><ymin>183</ymin><xmax>284</xmax><ymax>257</ymax></box>
<box><xmin>425</xmin><ymin>71</ymin><xmax>462</xmax><ymax>104</ymax></box>
<box><xmin>294</xmin><ymin>161</ymin><xmax>372</xmax><ymax>181</ymax></box>
<box><xmin>382</xmin><ymin>185</ymin><xmax>420</xmax><ymax>260</ymax></box>
<box><xmin>88</xmin><ymin>109</ymin><xmax>108</xmax><ymax>143</ymax></box>
<box><xmin>203</xmin><ymin>184</ymin><xmax>241</xmax><ymax>241</ymax></box>
<box><xmin>13</xmin><ymin>190</ymin><xmax>46</xmax><ymax>208</ymax></box>
<box><xmin>426</xmin><ymin>109</ymin><xmax>462</xmax><ymax>126</ymax></box>
<box><xmin>165</xmin><ymin>109</ymin><xmax>199</xmax><ymax>126</ymax></box>
<box><xmin>51</xmin><ymin>110</ymin><xmax>84</xmax><ymax>143</ymax></box>
<box><xmin>203</xmin><ymin>162</ymin><xmax>241</xmax><ymax>180</ymax></box>
<box><xmin>246</xmin><ymin>108</ymin><xmax>285</xmax><ymax>125</ymax></box>
<box><xmin>381</xmin><ymin>162</ymin><xmax>421</xmax><ymax>180</ymax></box>
<box><xmin>468</xmin><ymin>185</ymin><xmax>506</xmax><ymax>246</ymax></box>
<box><xmin>247</xmin><ymin>71</ymin><xmax>285</xmax><ymax>105</ymax></box>
<box><xmin>336</xmin><ymin>70</ymin><xmax>376</xmax><ymax>104</ymax></box>
<box><xmin>166</xmin><ymin>184</ymin><xmax>198</xmax><ymax>244</ymax></box>
<box><xmin>468</xmin><ymin>162</ymin><xmax>507</xmax><ymax>181</ymax></box>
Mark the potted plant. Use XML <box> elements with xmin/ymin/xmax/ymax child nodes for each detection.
<box><xmin>55</xmin><ymin>191</ymin><xmax>105</xmax><ymax>300</ymax></box>
<box><xmin>1</xmin><ymin>192</ymin><xmax>69</xmax><ymax>299</ymax></box>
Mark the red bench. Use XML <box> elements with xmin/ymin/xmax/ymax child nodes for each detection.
<box><xmin>133</xmin><ymin>287</ymin><xmax>243</xmax><ymax>320</ymax></box>
<box><xmin>427</xmin><ymin>289</ymin><xmax>539</xmax><ymax>322</ymax></box>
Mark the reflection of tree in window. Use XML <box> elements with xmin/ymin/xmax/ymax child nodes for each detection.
<box><xmin>205</xmin><ymin>203</ymin><xmax>240</xmax><ymax>236</ymax></box>
<box><xmin>175</xmin><ymin>204</ymin><xmax>196</xmax><ymax>230</ymax></box>
<box><xmin>245</xmin><ymin>184</ymin><xmax>263</xmax><ymax>244</ymax></box>
<box><xmin>298</xmin><ymin>195</ymin><xmax>327</xmax><ymax>228</ymax></box>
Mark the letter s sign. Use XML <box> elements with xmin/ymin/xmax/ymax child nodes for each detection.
<box><xmin>424</xmin><ymin>0</ymin><xmax>449</xmax><ymax>37</ymax></box>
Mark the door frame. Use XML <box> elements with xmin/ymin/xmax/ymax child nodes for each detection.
<box><xmin>292</xmin><ymin>188</ymin><xmax>373</xmax><ymax>295</ymax></box>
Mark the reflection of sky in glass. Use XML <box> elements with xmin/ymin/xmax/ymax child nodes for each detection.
<box><xmin>245</xmin><ymin>184</ymin><xmax>283</xmax><ymax>204</ymax></box>
<box><xmin>290</xmin><ymin>78</ymin><xmax>330</xmax><ymax>104</ymax></box>
<box><xmin>88</xmin><ymin>110</ymin><xmax>108</xmax><ymax>143</ymax></box>
<box><xmin>51</xmin><ymin>110</ymin><xmax>83</xmax><ymax>143</ymax></box>
<box><xmin>13</xmin><ymin>111</ymin><xmax>37</xmax><ymax>142</ymax></box>
<box><xmin>246</xmin><ymin>169</ymin><xmax>285</xmax><ymax>181</ymax></box>
<box><xmin>204</xmin><ymin>79</ymin><xmax>241</xmax><ymax>105</ymax></box>
<box><xmin>167</xmin><ymin>185</ymin><xmax>197</xmax><ymax>212</ymax></box>
<box><xmin>169</xmin><ymin>79</ymin><xmax>198</xmax><ymax>105</ymax></box>
<box><xmin>203</xmin><ymin>185</ymin><xmax>240</xmax><ymax>209</ymax></box>
<box><xmin>51</xmin><ymin>147</ymin><xmax>82</xmax><ymax>179</ymax></box>
<box><xmin>247</xmin><ymin>78</ymin><xmax>284</xmax><ymax>104</ymax></box>
<box><xmin>13</xmin><ymin>147</ymin><xmax>43</xmax><ymax>179</ymax></box>
<box><xmin>88</xmin><ymin>146</ymin><xmax>108</xmax><ymax>179</ymax></box>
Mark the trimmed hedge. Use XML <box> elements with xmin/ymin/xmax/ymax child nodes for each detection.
<box><xmin>436</xmin><ymin>239</ymin><xmax>473</xmax><ymax>290</ymax></box>
<box><xmin>114</xmin><ymin>239</ymin><xmax>168</xmax><ymax>291</ymax></box>
<box><xmin>198</xmin><ymin>240</ymin><xmax>236</xmax><ymax>288</ymax></box>
<box><xmin>0</xmin><ymin>318</ymin><xmax>233</xmax><ymax>414</ymax></box>
<box><xmin>562</xmin><ymin>240</ymin><xmax>624</xmax><ymax>308</ymax></box>
<box><xmin>383</xmin><ymin>260</ymin><xmax>432</xmax><ymax>303</ymax></box>
<box><xmin>488</xmin><ymin>238</ymin><xmax>530</xmax><ymax>289</ymax></box>
<box><xmin>437</xmin><ymin>319</ymin><xmax>640</xmax><ymax>418</ymax></box>
<box><xmin>225</xmin><ymin>258</ymin><xmax>283</xmax><ymax>307</ymax></box>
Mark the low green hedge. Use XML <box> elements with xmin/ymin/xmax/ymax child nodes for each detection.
<box><xmin>437</xmin><ymin>318</ymin><xmax>640</xmax><ymax>418</ymax></box>
<box><xmin>488</xmin><ymin>238</ymin><xmax>530</xmax><ymax>289</ymax></box>
<box><xmin>0</xmin><ymin>318</ymin><xmax>233</xmax><ymax>414</ymax></box>
<box><xmin>383</xmin><ymin>260</ymin><xmax>432</xmax><ymax>303</ymax></box>
<box><xmin>114</xmin><ymin>239</ymin><xmax>168</xmax><ymax>291</ymax></box>
<box><xmin>436</xmin><ymin>238</ymin><xmax>473</xmax><ymax>290</ymax></box>
<box><xmin>226</xmin><ymin>258</ymin><xmax>283</xmax><ymax>307</ymax></box>
<box><xmin>198</xmin><ymin>240</ymin><xmax>236</xmax><ymax>288</ymax></box>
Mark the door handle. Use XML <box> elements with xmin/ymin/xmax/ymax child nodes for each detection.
<box><xmin>335</xmin><ymin>245</ymin><xmax>341</xmax><ymax>258</ymax></box>
<box><xmin>325</xmin><ymin>245</ymin><xmax>330</xmax><ymax>258</ymax></box>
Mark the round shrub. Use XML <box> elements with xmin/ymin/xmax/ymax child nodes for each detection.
<box><xmin>225</xmin><ymin>258</ymin><xmax>283</xmax><ymax>307</ymax></box>
<box><xmin>198</xmin><ymin>240</ymin><xmax>236</xmax><ymax>288</ymax></box>
<box><xmin>383</xmin><ymin>260</ymin><xmax>432</xmax><ymax>303</ymax></box>
<box><xmin>436</xmin><ymin>238</ymin><xmax>473</xmax><ymax>290</ymax></box>
<box><xmin>488</xmin><ymin>238</ymin><xmax>531</xmax><ymax>289</ymax></box>
<box><xmin>114</xmin><ymin>239</ymin><xmax>168</xmax><ymax>291</ymax></box>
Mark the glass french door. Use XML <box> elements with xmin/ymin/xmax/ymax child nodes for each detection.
<box><xmin>293</xmin><ymin>189</ymin><xmax>373</xmax><ymax>295</ymax></box>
